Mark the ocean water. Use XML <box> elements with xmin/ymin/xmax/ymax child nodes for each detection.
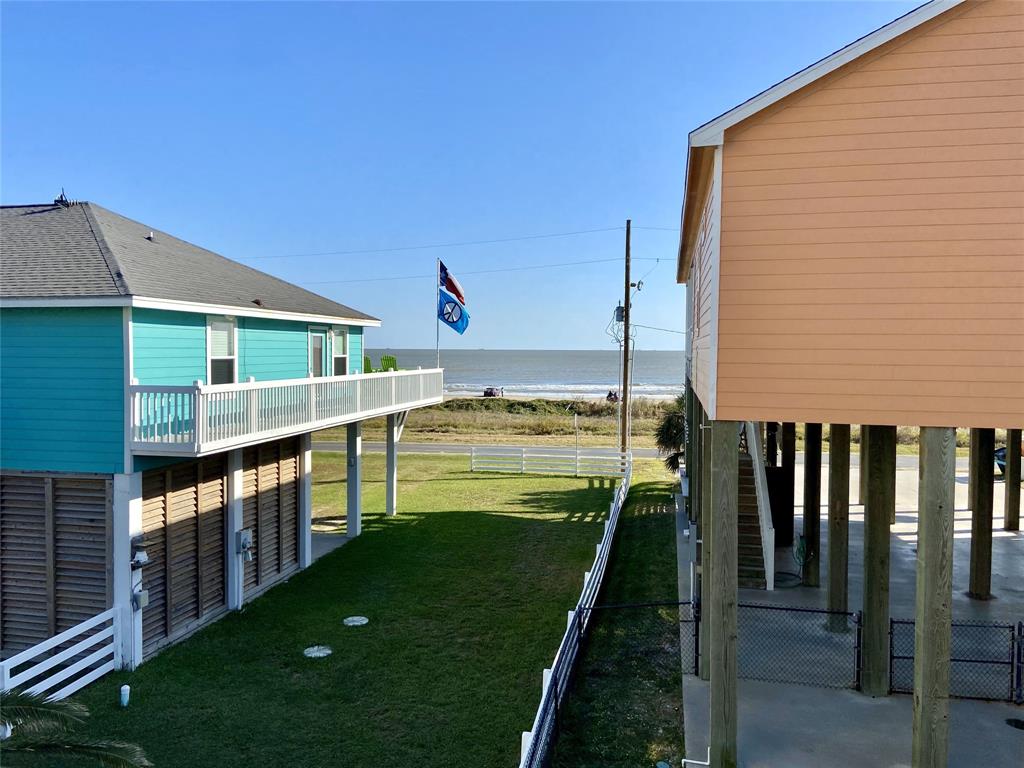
<box><xmin>370</xmin><ymin>348</ymin><xmax>685</xmax><ymax>400</ymax></box>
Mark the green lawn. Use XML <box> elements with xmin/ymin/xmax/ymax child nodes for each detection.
<box><xmin>20</xmin><ymin>455</ymin><xmax>626</xmax><ymax>768</ymax></box>
<box><xmin>552</xmin><ymin>462</ymin><xmax>684</xmax><ymax>767</ymax></box>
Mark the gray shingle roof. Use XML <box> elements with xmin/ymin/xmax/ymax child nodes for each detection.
<box><xmin>0</xmin><ymin>202</ymin><xmax>378</xmax><ymax>322</ymax></box>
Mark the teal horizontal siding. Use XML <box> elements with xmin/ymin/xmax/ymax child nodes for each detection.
<box><xmin>0</xmin><ymin>307</ymin><xmax>125</xmax><ymax>474</ymax></box>
<box><xmin>132</xmin><ymin>308</ymin><xmax>207</xmax><ymax>386</ymax></box>
<box><xmin>238</xmin><ymin>317</ymin><xmax>309</xmax><ymax>381</ymax></box>
<box><xmin>133</xmin><ymin>308</ymin><xmax>366</xmax><ymax>384</ymax></box>
<box><xmin>348</xmin><ymin>327</ymin><xmax>363</xmax><ymax>375</ymax></box>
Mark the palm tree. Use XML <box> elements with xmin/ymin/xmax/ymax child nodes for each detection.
<box><xmin>1</xmin><ymin>689</ymin><xmax>152</xmax><ymax>767</ymax></box>
<box><xmin>655</xmin><ymin>391</ymin><xmax>688</xmax><ymax>473</ymax></box>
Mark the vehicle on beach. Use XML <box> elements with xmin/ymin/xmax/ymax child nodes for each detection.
<box><xmin>483</xmin><ymin>386</ymin><xmax>504</xmax><ymax>397</ymax></box>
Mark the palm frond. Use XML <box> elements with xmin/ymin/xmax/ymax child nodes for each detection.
<box><xmin>3</xmin><ymin>734</ymin><xmax>153</xmax><ymax>768</ymax></box>
<box><xmin>0</xmin><ymin>689</ymin><xmax>88</xmax><ymax>733</ymax></box>
<box><xmin>662</xmin><ymin>450</ymin><xmax>685</xmax><ymax>474</ymax></box>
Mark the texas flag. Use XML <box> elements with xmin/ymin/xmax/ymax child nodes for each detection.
<box><xmin>438</xmin><ymin>260</ymin><xmax>466</xmax><ymax>306</ymax></box>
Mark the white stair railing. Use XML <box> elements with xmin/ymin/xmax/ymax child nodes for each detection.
<box><xmin>744</xmin><ymin>422</ymin><xmax>775</xmax><ymax>591</ymax></box>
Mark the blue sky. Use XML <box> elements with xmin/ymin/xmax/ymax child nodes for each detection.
<box><xmin>1</xmin><ymin>1</ymin><xmax>918</xmax><ymax>350</ymax></box>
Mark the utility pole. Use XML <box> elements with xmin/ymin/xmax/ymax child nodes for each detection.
<box><xmin>620</xmin><ymin>219</ymin><xmax>631</xmax><ymax>455</ymax></box>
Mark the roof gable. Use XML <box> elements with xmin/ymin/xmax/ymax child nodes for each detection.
<box><xmin>689</xmin><ymin>0</ymin><xmax>965</xmax><ymax>147</ymax></box>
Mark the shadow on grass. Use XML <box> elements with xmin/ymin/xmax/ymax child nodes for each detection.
<box><xmin>550</xmin><ymin>478</ymin><xmax>684</xmax><ymax>768</ymax></box>
<box><xmin>39</xmin><ymin>492</ymin><xmax>613</xmax><ymax>768</ymax></box>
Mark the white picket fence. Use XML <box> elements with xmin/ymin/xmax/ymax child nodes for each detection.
<box><xmin>470</xmin><ymin>446</ymin><xmax>631</xmax><ymax>478</ymax></box>
<box><xmin>1</xmin><ymin>608</ymin><xmax>121</xmax><ymax>701</ymax></box>
<box><xmin>518</xmin><ymin>461</ymin><xmax>632</xmax><ymax>767</ymax></box>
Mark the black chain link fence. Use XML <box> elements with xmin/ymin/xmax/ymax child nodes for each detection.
<box><xmin>734</xmin><ymin>603</ymin><xmax>861</xmax><ymax>689</ymax></box>
<box><xmin>890</xmin><ymin>618</ymin><xmax>1022</xmax><ymax>703</ymax></box>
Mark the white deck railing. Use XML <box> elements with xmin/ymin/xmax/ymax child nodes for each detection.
<box><xmin>745</xmin><ymin>422</ymin><xmax>775</xmax><ymax>591</ymax></box>
<box><xmin>1</xmin><ymin>609</ymin><xmax>120</xmax><ymax>701</ymax></box>
<box><xmin>470</xmin><ymin>446</ymin><xmax>631</xmax><ymax>478</ymax></box>
<box><xmin>131</xmin><ymin>368</ymin><xmax>444</xmax><ymax>455</ymax></box>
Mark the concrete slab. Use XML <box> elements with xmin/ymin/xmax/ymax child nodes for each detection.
<box><xmin>768</xmin><ymin>462</ymin><xmax>1024</xmax><ymax>624</ymax></box>
<box><xmin>677</xmin><ymin>461</ymin><xmax>1023</xmax><ymax>767</ymax></box>
<box><xmin>312</xmin><ymin>532</ymin><xmax>350</xmax><ymax>561</ymax></box>
<box><xmin>682</xmin><ymin>675</ymin><xmax>1023</xmax><ymax>768</ymax></box>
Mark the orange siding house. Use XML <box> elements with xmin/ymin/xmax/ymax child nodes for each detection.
<box><xmin>678</xmin><ymin>0</ymin><xmax>1023</xmax><ymax>429</ymax></box>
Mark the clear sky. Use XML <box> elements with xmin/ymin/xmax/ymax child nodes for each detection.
<box><xmin>1</xmin><ymin>1</ymin><xmax>919</xmax><ymax>351</ymax></box>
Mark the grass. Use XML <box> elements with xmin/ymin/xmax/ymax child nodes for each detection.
<box><xmin>23</xmin><ymin>455</ymin><xmax>623</xmax><ymax>768</ymax></box>
<box><xmin>315</xmin><ymin>397</ymin><xmax>670</xmax><ymax>449</ymax></box>
<box><xmin>552</xmin><ymin>461</ymin><xmax>684</xmax><ymax>767</ymax></box>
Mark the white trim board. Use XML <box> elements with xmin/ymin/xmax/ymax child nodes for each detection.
<box><xmin>0</xmin><ymin>295</ymin><xmax>382</xmax><ymax>327</ymax></box>
<box><xmin>689</xmin><ymin>0</ymin><xmax>965</xmax><ymax>147</ymax></box>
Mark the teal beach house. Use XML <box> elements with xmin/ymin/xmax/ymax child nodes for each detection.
<box><xmin>0</xmin><ymin>200</ymin><xmax>442</xmax><ymax>691</ymax></box>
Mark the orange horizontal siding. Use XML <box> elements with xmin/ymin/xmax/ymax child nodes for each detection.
<box><xmin>713</xmin><ymin>0</ymin><xmax>1023</xmax><ymax>429</ymax></box>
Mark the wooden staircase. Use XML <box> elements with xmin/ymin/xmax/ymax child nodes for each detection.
<box><xmin>738</xmin><ymin>451</ymin><xmax>767</xmax><ymax>589</ymax></box>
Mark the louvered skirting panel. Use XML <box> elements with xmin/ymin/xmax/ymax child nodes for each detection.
<box><xmin>0</xmin><ymin>473</ymin><xmax>111</xmax><ymax>658</ymax></box>
<box><xmin>53</xmin><ymin>478</ymin><xmax>111</xmax><ymax>633</ymax></box>
<box><xmin>141</xmin><ymin>455</ymin><xmax>227</xmax><ymax>658</ymax></box>
<box><xmin>243</xmin><ymin>438</ymin><xmax>300</xmax><ymax>601</ymax></box>
<box><xmin>241</xmin><ymin>448</ymin><xmax>259</xmax><ymax>593</ymax></box>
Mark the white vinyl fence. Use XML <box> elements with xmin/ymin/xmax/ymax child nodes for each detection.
<box><xmin>1</xmin><ymin>608</ymin><xmax>121</xmax><ymax>701</ymax></box>
<box><xmin>470</xmin><ymin>446</ymin><xmax>631</xmax><ymax>478</ymax></box>
<box><xmin>518</xmin><ymin>462</ymin><xmax>632</xmax><ymax>767</ymax></box>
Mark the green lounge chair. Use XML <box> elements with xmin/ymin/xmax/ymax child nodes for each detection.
<box><xmin>363</xmin><ymin>355</ymin><xmax>374</xmax><ymax>373</ymax></box>
<box><xmin>380</xmin><ymin>354</ymin><xmax>398</xmax><ymax>372</ymax></box>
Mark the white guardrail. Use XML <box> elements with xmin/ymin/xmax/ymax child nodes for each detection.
<box><xmin>1</xmin><ymin>609</ymin><xmax>120</xmax><ymax>701</ymax></box>
<box><xmin>745</xmin><ymin>422</ymin><xmax>775</xmax><ymax>591</ymax></box>
<box><xmin>518</xmin><ymin>461</ymin><xmax>632</xmax><ymax>767</ymax></box>
<box><xmin>131</xmin><ymin>368</ymin><xmax>444</xmax><ymax>455</ymax></box>
<box><xmin>470</xmin><ymin>446</ymin><xmax>631</xmax><ymax>478</ymax></box>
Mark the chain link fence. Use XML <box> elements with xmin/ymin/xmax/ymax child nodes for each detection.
<box><xmin>890</xmin><ymin>618</ymin><xmax>1022</xmax><ymax>703</ymax></box>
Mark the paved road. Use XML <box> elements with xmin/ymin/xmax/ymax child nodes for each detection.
<box><xmin>311</xmin><ymin>441</ymin><xmax>968</xmax><ymax>469</ymax></box>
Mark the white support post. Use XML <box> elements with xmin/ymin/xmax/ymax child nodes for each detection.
<box><xmin>227</xmin><ymin>449</ymin><xmax>245</xmax><ymax>609</ymax></box>
<box><xmin>347</xmin><ymin>421</ymin><xmax>363</xmax><ymax>537</ymax></box>
<box><xmin>112</xmin><ymin>472</ymin><xmax>143</xmax><ymax>670</ymax></box>
<box><xmin>386</xmin><ymin>413</ymin><xmax>399</xmax><ymax>517</ymax></box>
<box><xmin>298</xmin><ymin>433</ymin><xmax>313</xmax><ymax>566</ymax></box>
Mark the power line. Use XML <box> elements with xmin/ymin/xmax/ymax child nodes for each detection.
<box><xmin>633</xmin><ymin>322</ymin><xmax>685</xmax><ymax>335</ymax></box>
<box><xmin>247</xmin><ymin>226</ymin><xmax>626</xmax><ymax>260</ymax></box>
<box><xmin>245</xmin><ymin>224</ymin><xmax>680</xmax><ymax>261</ymax></box>
<box><xmin>304</xmin><ymin>256</ymin><xmax>663</xmax><ymax>286</ymax></box>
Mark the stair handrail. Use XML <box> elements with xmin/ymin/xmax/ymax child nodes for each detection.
<box><xmin>743</xmin><ymin>421</ymin><xmax>775</xmax><ymax>590</ymax></box>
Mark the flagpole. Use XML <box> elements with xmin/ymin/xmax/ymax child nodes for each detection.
<box><xmin>435</xmin><ymin>258</ymin><xmax>440</xmax><ymax>369</ymax></box>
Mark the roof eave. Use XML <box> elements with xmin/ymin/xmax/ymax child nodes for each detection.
<box><xmin>676</xmin><ymin>143</ymin><xmax>717</xmax><ymax>285</ymax></box>
<box><xmin>0</xmin><ymin>295</ymin><xmax>383</xmax><ymax>327</ymax></box>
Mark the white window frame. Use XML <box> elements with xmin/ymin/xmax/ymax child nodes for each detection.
<box><xmin>331</xmin><ymin>326</ymin><xmax>349</xmax><ymax>377</ymax></box>
<box><xmin>206</xmin><ymin>316</ymin><xmax>238</xmax><ymax>385</ymax></box>
<box><xmin>308</xmin><ymin>326</ymin><xmax>330</xmax><ymax>378</ymax></box>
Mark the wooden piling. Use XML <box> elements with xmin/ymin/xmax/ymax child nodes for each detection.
<box><xmin>859</xmin><ymin>425</ymin><xmax>868</xmax><ymax>506</ymax></box>
<box><xmin>968</xmin><ymin>428</ymin><xmax>995</xmax><ymax>599</ymax></box>
<box><xmin>863</xmin><ymin>424</ymin><xmax>895</xmax><ymax>697</ymax></box>
<box><xmin>709</xmin><ymin>419</ymin><xmax>738</xmax><ymax>768</ymax></box>
<box><xmin>803</xmin><ymin>423</ymin><xmax>822</xmax><ymax>587</ymax></box>
<box><xmin>1005</xmin><ymin>428</ymin><xmax>1021</xmax><ymax>532</ymax></box>
<box><xmin>827</xmin><ymin>424</ymin><xmax>850</xmax><ymax>631</ymax></box>
<box><xmin>912</xmin><ymin>426</ymin><xmax>955</xmax><ymax>768</ymax></box>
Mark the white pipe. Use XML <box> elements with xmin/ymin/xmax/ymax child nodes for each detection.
<box><xmin>681</xmin><ymin>747</ymin><xmax>711</xmax><ymax>766</ymax></box>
